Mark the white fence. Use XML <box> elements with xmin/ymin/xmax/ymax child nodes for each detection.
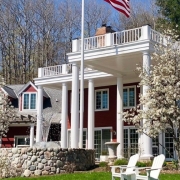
<box><xmin>112</xmin><ymin>27</ymin><xmax>142</xmax><ymax>45</ymax></box>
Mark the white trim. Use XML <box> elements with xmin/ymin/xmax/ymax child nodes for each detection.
<box><xmin>14</xmin><ymin>135</ymin><xmax>30</xmax><ymax>147</ymax></box>
<box><xmin>95</xmin><ymin>89</ymin><xmax>109</xmax><ymax>111</ymax></box>
<box><xmin>18</xmin><ymin>81</ymin><xmax>37</xmax><ymax>96</ymax></box>
<box><xmin>163</xmin><ymin>129</ymin><xmax>177</xmax><ymax>161</ymax></box>
<box><xmin>1</xmin><ymin>88</ymin><xmax>8</xmax><ymax>96</ymax></box>
<box><xmin>67</xmin><ymin>128</ymin><xmax>87</xmax><ymax>148</ymax></box>
<box><xmin>123</xmin><ymin>126</ymin><xmax>139</xmax><ymax>157</ymax></box>
<box><xmin>123</xmin><ymin>85</ymin><xmax>136</xmax><ymax>109</ymax></box>
<box><xmin>22</xmin><ymin>92</ymin><xmax>37</xmax><ymax>111</ymax></box>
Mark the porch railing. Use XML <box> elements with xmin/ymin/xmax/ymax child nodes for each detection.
<box><xmin>112</xmin><ymin>27</ymin><xmax>142</xmax><ymax>45</ymax></box>
<box><xmin>42</xmin><ymin>64</ymin><xmax>93</xmax><ymax>77</ymax></box>
<box><xmin>72</xmin><ymin>25</ymin><xmax>166</xmax><ymax>52</ymax></box>
<box><xmin>150</xmin><ymin>29</ymin><xmax>168</xmax><ymax>45</ymax></box>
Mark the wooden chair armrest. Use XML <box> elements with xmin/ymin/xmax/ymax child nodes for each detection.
<box><xmin>134</xmin><ymin>166</ymin><xmax>151</xmax><ymax>175</ymax></box>
<box><xmin>146</xmin><ymin>168</ymin><xmax>162</xmax><ymax>177</ymax></box>
<box><xmin>135</xmin><ymin>167</ymin><xmax>151</xmax><ymax>170</ymax></box>
<box><xmin>110</xmin><ymin>165</ymin><xmax>127</xmax><ymax>168</ymax></box>
<box><xmin>111</xmin><ymin>165</ymin><xmax>137</xmax><ymax>174</ymax></box>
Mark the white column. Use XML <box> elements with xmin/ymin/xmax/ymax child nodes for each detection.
<box><xmin>36</xmin><ymin>85</ymin><xmax>43</xmax><ymax>142</ymax></box>
<box><xmin>88</xmin><ymin>79</ymin><xmax>94</xmax><ymax>149</ymax></box>
<box><xmin>71</xmin><ymin>63</ymin><xmax>79</xmax><ymax>148</ymax></box>
<box><xmin>140</xmin><ymin>25</ymin><xmax>151</xmax><ymax>40</ymax></box>
<box><xmin>141</xmin><ymin>51</ymin><xmax>153</xmax><ymax>159</ymax></box>
<box><xmin>61</xmin><ymin>82</ymin><xmax>68</xmax><ymax>148</ymax></box>
<box><xmin>30</xmin><ymin>124</ymin><xmax>34</xmax><ymax>147</ymax></box>
<box><xmin>138</xmin><ymin>86</ymin><xmax>144</xmax><ymax>156</ymax></box>
<box><xmin>105</xmin><ymin>33</ymin><xmax>113</xmax><ymax>46</ymax></box>
<box><xmin>72</xmin><ymin>39</ymin><xmax>79</xmax><ymax>52</ymax></box>
<box><xmin>117</xmin><ymin>77</ymin><xmax>124</xmax><ymax>158</ymax></box>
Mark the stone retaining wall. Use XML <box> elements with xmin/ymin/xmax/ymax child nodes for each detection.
<box><xmin>0</xmin><ymin>148</ymin><xmax>95</xmax><ymax>177</ymax></box>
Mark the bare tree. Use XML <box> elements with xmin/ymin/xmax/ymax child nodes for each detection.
<box><xmin>111</xmin><ymin>0</ymin><xmax>159</xmax><ymax>31</ymax></box>
<box><xmin>84</xmin><ymin>0</ymin><xmax>112</xmax><ymax>37</ymax></box>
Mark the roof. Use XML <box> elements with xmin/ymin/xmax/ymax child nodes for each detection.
<box><xmin>3</xmin><ymin>83</ymin><xmax>62</xmax><ymax>124</ymax></box>
<box><xmin>2</xmin><ymin>86</ymin><xmax>17</xmax><ymax>98</ymax></box>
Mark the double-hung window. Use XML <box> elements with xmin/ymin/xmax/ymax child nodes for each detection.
<box><xmin>123</xmin><ymin>86</ymin><xmax>136</xmax><ymax>108</ymax></box>
<box><xmin>23</xmin><ymin>93</ymin><xmax>37</xmax><ymax>110</ymax></box>
<box><xmin>95</xmin><ymin>89</ymin><xmax>109</xmax><ymax>110</ymax></box>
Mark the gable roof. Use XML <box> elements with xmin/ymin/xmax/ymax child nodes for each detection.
<box><xmin>3</xmin><ymin>82</ymin><xmax>62</xmax><ymax>124</ymax></box>
<box><xmin>3</xmin><ymin>82</ymin><xmax>49</xmax><ymax>98</ymax></box>
<box><xmin>17</xmin><ymin>81</ymin><xmax>37</xmax><ymax>96</ymax></box>
<box><xmin>2</xmin><ymin>86</ymin><xmax>17</xmax><ymax>98</ymax></box>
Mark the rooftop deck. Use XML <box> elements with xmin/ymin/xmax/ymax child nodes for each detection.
<box><xmin>39</xmin><ymin>25</ymin><xmax>166</xmax><ymax>79</ymax></box>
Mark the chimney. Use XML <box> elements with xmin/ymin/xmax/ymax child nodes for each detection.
<box><xmin>95</xmin><ymin>24</ymin><xmax>115</xmax><ymax>36</ymax></box>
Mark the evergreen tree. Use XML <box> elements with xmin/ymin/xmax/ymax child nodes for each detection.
<box><xmin>156</xmin><ymin>0</ymin><xmax>180</xmax><ymax>38</ymax></box>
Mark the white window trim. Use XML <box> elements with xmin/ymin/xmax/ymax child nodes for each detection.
<box><xmin>123</xmin><ymin>86</ymin><xmax>136</xmax><ymax>109</ymax></box>
<box><xmin>67</xmin><ymin>128</ymin><xmax>87</xmax><ymax>148</ymax></box>
<box><xmin>95</xmin><ymin>89</ymin><xmax>109</xmax><ymax>111</ymax></box>
<box><xmin>124</xmin><ymin>126</ymin><xmax>139</xmax><ymax>157</ymax></box>
<box><xmin>14</xmin><ymin>135</ymin><xmax>30</xmax><ymax>147</ymax></box>
<box><xmin>22</xmin><ymin>92</ymin><xmax>37</xmax><ymax>111</ymax></box>
<box><xmin>162</xmin><ymin>129</ymin><xmax>178</xmax><ymax>161</ymax></box>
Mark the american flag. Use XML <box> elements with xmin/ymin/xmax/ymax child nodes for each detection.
<box><xmin>105</xmin><ymin>0</ymin><xmax>130</xmax><ymax>18</ymax></box>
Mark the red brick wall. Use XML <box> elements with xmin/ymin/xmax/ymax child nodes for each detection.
<box><xmin>1</xmin><ymin>126</ymin><xmax>32</xmax><ymax>148</ymax></box>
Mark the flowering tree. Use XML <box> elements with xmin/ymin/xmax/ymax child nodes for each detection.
<box><xmin>0</xmin><ymin>76</ymin><xmax>15</xmax><ymax>137</ymax></box>
<box><xmin>123</xmin><ymin>33</ymin><xmax>180</xmax><ymax>164</ymax></box>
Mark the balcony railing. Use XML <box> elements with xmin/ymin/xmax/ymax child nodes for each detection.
<box><xmin>72</xmin><ymin>25</ymin><xmax>165</xmax><ymax>52</ymax></box>
<box><xmin>112</xmin><ymin>27</ymin><xmax>142</xmax><ymax>44</ymax></box>
<box><xmin>41</xmin><ymin>64</ymin><xmax>93</xmax><ymax>77</ymax></box>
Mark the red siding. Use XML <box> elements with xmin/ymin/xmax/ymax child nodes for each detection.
<box><xmin>19</xmin><ymin>85</ymin><xmax>37</xmax><ymax>111</ymax></box>
<box><xmin>1</xmin><ymin>126</ymin><xmax>34</xmax><ymax>148</ymax></box>
<box><xmin>67</xmin><ymin>83</ymin><xmax>140</xmax><ymax>134</ymax></box>
<box><xmin>25</xmin><ymin>85</ymin><xmax>37</xmax><ymax>92</ymax></box>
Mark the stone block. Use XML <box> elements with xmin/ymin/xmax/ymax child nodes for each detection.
<box><xmin>24</xmin><ymin>169</ymin><xmax>31</xmax><ymax>177</ymax></box>
<box><xmin>34</xmin><ymin>170</ymin><xmax>42</xmax><ymax>176</ymax></box>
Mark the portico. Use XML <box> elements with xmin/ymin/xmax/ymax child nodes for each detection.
<box><xmin>34</xmin><ymin>24</ymin><xmax>163</xmax><ymax>160</ymax></box>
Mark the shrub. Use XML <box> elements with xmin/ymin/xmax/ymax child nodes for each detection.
<box><xmin>163</xmin><ymin>161</ymin><xmax>167</xmax><ymax>167</ymax></box>
<box><xmin>99</xmin><ymin>161</ymin><xmax>108</xmax><ymax>167</ymax></box>
<box><xmin>114</xmin><ymin>158</ymin><xmax>128</xmax><ymax>166</ymax></box>
<box><xmin>101</xmin><ymin>151</ymin><xmax>108</xmax><ymax>155</ymax></box>
<box><xmin>136</xmin><ymin>161</ymin><xmax>147</xmax><ymax>167</ymax></box>
<box><xmin>136</xmin><ymin>161</ymin><xmax>152</xmax><ymax>167</ymax></box>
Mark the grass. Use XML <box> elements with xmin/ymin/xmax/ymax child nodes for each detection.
<box><xmin>5</xmin><ymin>172</ymin><xmax>180</xmax><ymax>180</ymax></box>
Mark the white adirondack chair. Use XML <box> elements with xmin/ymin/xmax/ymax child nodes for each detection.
<box><xmin>111</xmin><ymin>154</ymin><xmax>139</xmax><ymax>180</ymax></box>
<box><xmin>135</xmin><ymin>154</ymin><xmax>165</xmax><ymax>180</ymax></box>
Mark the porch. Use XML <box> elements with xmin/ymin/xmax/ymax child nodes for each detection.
<box><xmin>34</xmin><ymin>25</ymin><xmax>166</xmax><ymax>160</ymax></box>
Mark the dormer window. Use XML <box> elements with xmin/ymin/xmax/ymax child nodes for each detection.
<box><xmin>23</xmin><ymin>93</ymin><xmax>37</xmax><ymax>110</ymax></box>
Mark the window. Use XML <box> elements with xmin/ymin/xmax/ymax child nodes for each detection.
<box><xmin>123</xmin><ymin>87</ymin><xmax>136</xmax><ymax>108</ymax></box>
<box><xmin>124</xmin><ymin>128</ymin><xmax>139</xmax><ymax>158</ymax></box>
<box><xmin>14</xmin><ymin>136</ymin><xmax>30</xmax><ymax>147</ymax></box>
<box><xmin>23</xmin><ymin>93</ymin><xmax>36</xmax><ymax>110</ymax></box>
<box><xmin>95</xmin><ymin>89</ymin><xmax>109</xmax><ymax>110</ymax></box>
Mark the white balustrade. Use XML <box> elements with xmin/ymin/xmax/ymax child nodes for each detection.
<box><xmin>42</xmin><ymin>64</ymin><xmax>93</xmax><ymax>77</ymax></box>
<box><xmin>80</xmin><ymin>35</ymin><xmax>106</xmax><ymax>50</ymax></box>
<box><xmin>112</xmin><ymin>27</ymin><xmax>142</xmax><ymax>45</ymax></box>
<box><xmin>150</xmin><ymin>29</ymin><xmax>168</xmax><ymax>45</ymax></box>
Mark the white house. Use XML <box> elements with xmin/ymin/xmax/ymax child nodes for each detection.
<box><xmin>34</xmin><ymin>24</ymin><xmax>174</xmax><ymax>161</ymax></box>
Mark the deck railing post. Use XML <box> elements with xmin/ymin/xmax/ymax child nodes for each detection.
<box><xmin>105</xmin><ymin>33</ymin><xmax>113</xmax><ymax>46</ymax></box>
<box><xmin>72</xmin><ymin>39</ymin><xmax>79</xmax><ymax>52</ymax></box>
<box><xmin>141</xmin><ymin>25</ymin><xmax>151</xmax><ymax>40</ymax></box>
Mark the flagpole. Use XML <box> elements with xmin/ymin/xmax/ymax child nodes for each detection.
<box><xmin>79</xmin><ymin>0</ymin><xmax>84</xmax><ymax>148</ymax></box>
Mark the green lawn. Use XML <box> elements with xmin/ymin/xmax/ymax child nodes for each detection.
<box><xmin>5</xmin><ymin>172</ymin><xmax>180</xmax><ymax>180</ymax></box>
